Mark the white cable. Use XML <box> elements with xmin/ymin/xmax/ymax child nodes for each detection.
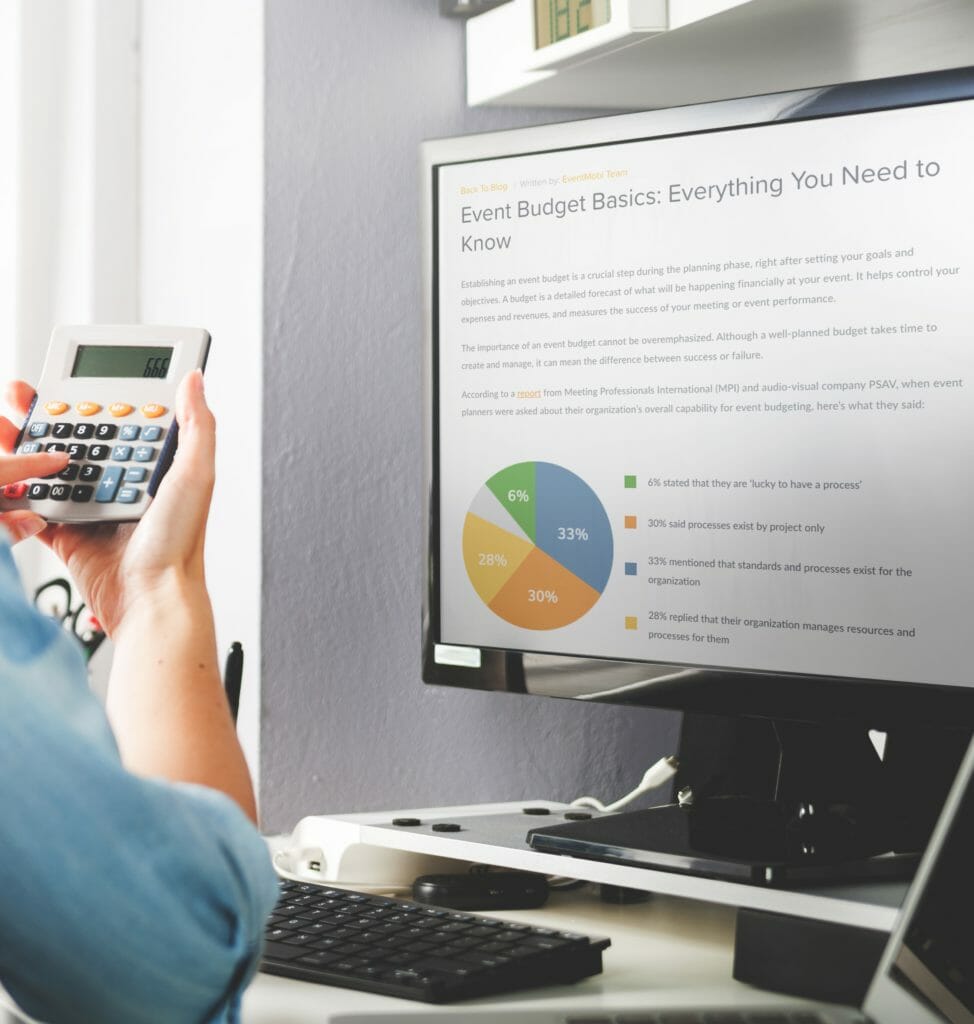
<box><xmin>570</xmin><ymin>755</ymin><xmax>679</xmax><ymax>814</ymax></box>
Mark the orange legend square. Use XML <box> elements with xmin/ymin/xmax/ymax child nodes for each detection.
<box><xmin>623</xmin><ymin>515</ymin><xmax>637</xmax><ymax>529</ymax></box>
<box><xmin>624</xmin><ymin>616</ymin><xmax>638</xmax><ymax>630</ymax></box>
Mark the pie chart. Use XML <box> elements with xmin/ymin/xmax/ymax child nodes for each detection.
<box><xmin>463</xmin><ymin>461</ymin><xmax>613</xmax><ymax>630</ymax></box>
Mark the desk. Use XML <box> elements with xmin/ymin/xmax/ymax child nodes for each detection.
<box><xmin>242</xmin><ymin>887</ymin><xmax>838</xmax><ymax>1022</ymax></box>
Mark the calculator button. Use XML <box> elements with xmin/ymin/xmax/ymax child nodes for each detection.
<box><xmin>49</xmin><ymin>484</ymin><xmax>71</xmax><ymax>501</ymax></box>
<box><xmin>133</xmin><ymin>446</ymin><xmax>155</xmax><ymax>463</ymax></box>
<box><xmin>94</xmin><ymin>423</ymin><xmax>118</xmax><ymax>441</ymax></box>
<box><xmin>58</xmin><ymin>464</ymin><xmax>80</xmax><ymax>482</ymax></box>
<box><xmin>44</xmin><ymin>401</ymin><xmax>69</xmax><ymax>416</ymax></box>
<box><xmin>123</xmin><ymin>467</ymin><xmax>147</xmax><ymax>483</ymax></box>
<box><xmin>45</xmin><ymin>442</ymin><xmax>67</xmax><ymax>453</ymax></box>
<box><xmin>19</xmin><ymin>442</ymin><xmax>42</xmax><ymax>454</ymax></box>
<box><xmin>76</xmin><ymin>402</ymin><xmax>101</xmax><ymax>416</ymax></box>
<box><xmin>87</xmin><ymin>445</ymin><xmax>110</xmax><ymax>461</ymax></box>
<box><xmin>111</xmin><ymin>445</ymin><xmax>133</xmax><ymax>461</ymax></box>
<box><xmin>140</xmin><ymin>426</ymin><xmax>163</xmax><ymax>442</ymax></box>
<box><xmin>73</xmin><ymin>422</ymin><xmax>95</xmax><ymax>439</ymax></box>
<box><xmin>117</xmin><ymin>486</ymin><xmax>140</xmax><ymax>504</ymax></box>
<box><xmin>95</xmin><ymin>467</ymin><xmax>124</xmax><ymax>503</ymax></box>
<box><xmin>27</xmin><ymin>483</ymin><xmax>50</xmax><ymax>500</ymax></box>
<box><xmin>67</xmin><ymin>443</ymin><xmax>88</xmax><ymax>461</ymax></box>
<box><xmin>52</xmin><ymin>422</ymin><xmax>74</xmax><ymax>439</ymax></box>
<box><xmin>109</xmin><ymin>402</ymin><xmax>134</xmax><ymax>417</ymax></box>
<box><xmin>79</xmin><ymin>464</ymin><xmax>102</xmax><ymax>482</ymax></box>
<box><xmin>71</xmin><ymin>485</ymin><xmax>94</xmax><ymax>503</ymax></box>
<box><xmin>141</xmin><ymin>403</ymin><xmax>167</xmax><ymax>419</ymax></box>
<box><xmin>119</xmin><ymin>425</ymin><xmax>141</xmax><ymax>442</ymax></box>
<box><xmin>3</xmin><ymin>483</ymin><xmax>27</xmax><ymax>499</ymax></box>
<box><xmin>28</xmin><ymin>422</ymin><xmax>50</xmax><ymax>438</ymax></box>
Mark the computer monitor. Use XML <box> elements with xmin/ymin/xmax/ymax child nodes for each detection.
<box><xmin>421</xmin><ymin>67</ymin><xmax>974</xmax><ymax>881</ymax></box>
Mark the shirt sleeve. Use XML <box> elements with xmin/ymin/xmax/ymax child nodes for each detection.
<box><xmin>0</xmin><ymin>538</ymin><xmax>278</xmax><ymax>1024</ymax></box>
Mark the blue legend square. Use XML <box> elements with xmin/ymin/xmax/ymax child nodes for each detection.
<box><xmin>624</xmin><ymin>562</ymin><xmax>638</xmax><ymax>576</ymax></box>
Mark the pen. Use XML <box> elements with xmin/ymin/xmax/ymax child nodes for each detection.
<box><xmin>223</xmin><ymin>641</ymin><xmax>243</xmax><ymax>725</ymax></box>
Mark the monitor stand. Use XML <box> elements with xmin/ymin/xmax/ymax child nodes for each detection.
<box><xmin>527</xmin><ymin>713</ymin><xmax>970</xmax><ymax>885</ymax></box>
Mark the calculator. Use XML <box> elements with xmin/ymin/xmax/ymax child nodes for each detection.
<box><xmin>1</xmin><ymin>325</ymin><xmax>210</xmax><ymax>524</ymax></box>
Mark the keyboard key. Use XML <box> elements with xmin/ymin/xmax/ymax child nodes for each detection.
<box><xmin>141</xmin><ymin>403</ymin><xmax>167</xmax><ymax>418</ymax></box>
<box><xmin>117</xmin><ymin>486</ymin><xmax>140</xmax><ymax>504</ymax></box>
<box><xmin>73</xmin><ymin>422</ymin><xmax>95</xmax><ymax>439</ymax></box>
<box><xmin>76</xmin><ymin>401</ymin><xmax>101</xmax><ymax>416</ymax></box>
<box><xmin>94</xmin><ymin>423</ymin><xmax>118</xmax><ymax>441</ymax></box>
<box><xmin>19</xmin><ymin>442</ymin><xmax>41</xmax><ymax>454</ymax></box>
<box><xmin>44</xmin><ymin>401</ymin><xmax>69</xmax><ymax>416</ymax></box>
<box><xmin>52</xmin><ymin>422</ymin><xmax>74</xmax><ymax>439</ymax></box>
<box><xmin>71</xmin><ymin>485</ymin><xmax>94</xmax><ymax>503</ymax></box>
<box><xmin>95</xmin><ymin>467</ymin><xmax>124</xmax><ymax>503</ymax></box>
<box><xmin>28</xmin><ymin>422</ymin><xmax>50</xmax><ymax>438</ymax></box>
<box><xmin>119</xmin><ymin>424</ymin><xmax>141</xmax><ymax>442</ymax></box>
<box><xmin>88</xmin><ymin>445</ymin><xmax>110</xmax><ymax>461</ymax></box>
<box><xmin>262</xmin><ymin>941</ymin><xmax>303</xmax><ymax>962</ymax></box>
<box><xmin>111</xmin><ymin>445</ymin><xmax>133</xmax><ymax>461</ymax></box>
<box><xmin>27</xmin><ymin>483</ymin><xmax>50</xmax><ymax>500</ymax></box>
<box><xmin>109</xmin><ymin>402</ymin><xmax>134</xmax><ymax>417</ymax></box>
<box><xmin>140</xmin><ymin>425</ymin><xmax>163</xmax><ymax>442</ymax></box>
<box><xmin>45</xmin><ymin>442</ymin><xmax>67</xmax><ymax>453</ymax></box>
<box><xmin>133</xmin><ymin>445</ymin><xmax>155</xmax><ymax>463</ymax></box>
<box><xmin>49</xmin><ymin>484</ymin><xmax>71</xmax><ymax>501</ymax></box>
<box><xmin>67</xmin><ymin>443</ymin><xmax>88</xmax><ymax>460</ymax></box>
<box><xmin>123</xmin><ymin>466</ymin><xmax>147</xmax><ymax>482</ymax></box>
<box><xmin>79</xmin><ymin>464</ymin><xmax>102</xmax><ymax>482</ymax></box>
<box><xmin>58</xmin><ymin>464</ymin><xmax>80</xmax><ymax>481</ymax></box>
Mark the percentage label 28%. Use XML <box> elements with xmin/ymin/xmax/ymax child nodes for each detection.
<box><xmin>478</xmin><ymin>553</ymin><xmax>508</xmax><ymax>566</ymax></box>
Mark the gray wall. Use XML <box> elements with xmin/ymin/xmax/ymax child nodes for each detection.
<box><xmin>261</xmin><ymin>0</ymin><xmax>679</xmax><ymax>834</ymax></box>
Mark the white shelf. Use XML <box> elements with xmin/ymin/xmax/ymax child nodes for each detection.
<box><xmin>283</xmin><ymin>801</ymin><xmax>905</xmax><ymax>932</ymax></box>
<box><xmin>466</xmin><ymin>0</ymin><xmax>974</xmax><ymax>109</ymax></box>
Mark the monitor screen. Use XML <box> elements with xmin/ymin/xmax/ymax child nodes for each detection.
<box><xmin>422</xmin><ymin>68</ymin><xmax>974</xmax><ymax>728</ymax></box>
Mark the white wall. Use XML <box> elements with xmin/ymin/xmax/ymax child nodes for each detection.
<box><xmin>260</xmin><ymin>0</ymin><xmax>679</xmax><ymax>834</ymax></box>
<box><xmin>139</xmin><ymin>0</ymin><xmax>264</xmax><ymax>792</ymax></box>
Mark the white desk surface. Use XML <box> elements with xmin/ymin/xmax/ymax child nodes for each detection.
<box><xmin>243</xmin><ymin>887</ymin><xmax>831</xmax><ymax>1022</ymax></box>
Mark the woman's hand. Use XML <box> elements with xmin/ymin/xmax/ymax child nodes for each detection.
<box><xmin>0</xmin><ymin>391</ymin><xmax>70</xmax><ymax>542</ymax></box>
<box><xmin>2</xmin><ymin>372</ymin><xmax>216</xmax><ymax>635</ymax></box>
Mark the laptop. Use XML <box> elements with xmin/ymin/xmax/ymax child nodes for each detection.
<box><xmin>331</xmin><ymin>735</ymin><xmax>974</xmax><ymax>1023</ymax></box>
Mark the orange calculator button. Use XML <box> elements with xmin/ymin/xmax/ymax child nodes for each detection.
<box><xmin>44</xmin><ymin>401</ymin><xmax>69</xmax><ymax>416</ymax></box>
<box><xmin>76</xmin><ymin>402</ymin><xmax>102</xmax><ymax>416</ymax></box>
<box><xmin>109</xmin><ymin>402</ymin><xmax>134</xmax><ymax>417</ymax></box>
<box><xmin>141</xmin><ymin>403</ymin><xmax>167</xmax><ymax>419</ymax></box>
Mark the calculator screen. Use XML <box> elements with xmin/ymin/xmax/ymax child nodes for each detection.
<box><xmin>71</xmin><ymin>345</ymin><xmax>173</xmax><ymax>379</ymax></box>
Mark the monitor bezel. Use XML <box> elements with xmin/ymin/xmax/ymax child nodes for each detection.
<box><xmin>421</xmin><ymin>66</ymin><xmax>974</xmax><ymax>732</ymax></box>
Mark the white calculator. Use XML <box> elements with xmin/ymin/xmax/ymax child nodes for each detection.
<box><xmin>1</xmin><ymin>324</ymin><xmax>210</xmax><ymax>523</ymax></box>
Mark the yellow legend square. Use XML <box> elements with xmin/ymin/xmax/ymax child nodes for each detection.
<box><xmin>623</xmin><ymin>515</ymin><xmax>637</xmax><ymax>529</ymax></box>
<box><xmin>624</xmin><ymin>616</ymin><xmax>638</xmax><ymax>630</ymax></box>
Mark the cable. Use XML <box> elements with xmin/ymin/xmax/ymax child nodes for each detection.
<box><xmin>569</xmin><ymin>755</ymin><xmax>679</xmax><ymax>814</ymax></box>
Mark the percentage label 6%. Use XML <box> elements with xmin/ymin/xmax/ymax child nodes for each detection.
<box><xmin>507</xmin><ymin>489</ymin><xmax>531</xmax><ymax>503</ymax></box>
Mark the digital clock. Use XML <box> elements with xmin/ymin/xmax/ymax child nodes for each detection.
<box><xmin>535</xmin><ymin>0</ymin><xmax>611</xmax><ymax>49</ymax></box>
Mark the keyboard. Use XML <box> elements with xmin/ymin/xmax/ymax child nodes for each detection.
<box><xmin>261</xmin><ymin>878</ymin><xmax>611</xmax><ymax>1003</ymax></box>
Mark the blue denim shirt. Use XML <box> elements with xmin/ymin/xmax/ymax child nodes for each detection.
<box><xmin>0</xmin><ymin>536</ymin><xmax>277</xmax><ymax>1023</ymax></box>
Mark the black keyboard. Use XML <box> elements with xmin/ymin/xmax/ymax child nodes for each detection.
<box><xmin>261</xmin><ymin>878</ymin><xmax>610</xmax><ymax>1003</ymax></box>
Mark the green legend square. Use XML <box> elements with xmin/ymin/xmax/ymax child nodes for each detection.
<box><xmin>624</xmin><ymin>475</ymin><xmax>637</xmax><ymax>488</ymax></box>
